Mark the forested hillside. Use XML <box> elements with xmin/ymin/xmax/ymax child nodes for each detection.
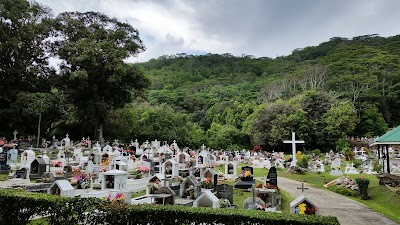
<box><xmin>131</xmin><ymin>34</ymin><xmax>400</xmax><ymax>150</ymax></box>
<box><xmin>1</xmin><ymin>0</ymin><xmax>399</xmax><ymax>151</ymax></box>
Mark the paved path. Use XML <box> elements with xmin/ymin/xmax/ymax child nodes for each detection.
<box><xmin>261</xmin><ymin>177</ymin><xmax>399</xmax><ymax>225</ymax></box>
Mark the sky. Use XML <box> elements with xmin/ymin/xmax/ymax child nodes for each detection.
<box><xmin>36</xmin><ymin>0</ymin><xmax>400</xmax><ymax>62</ymax></box>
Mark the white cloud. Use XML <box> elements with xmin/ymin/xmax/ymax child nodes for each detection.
<box><xmin>36</xmin><ymin>0</ymin><xmax>400</xmax><ymax>62</ymax></box>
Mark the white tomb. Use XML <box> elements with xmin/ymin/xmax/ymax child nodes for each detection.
<box><xmin>193</xmin><ymin>190</ymin><xmax>220</xmax><ymax>208</ymax></box>
<box><xmin>102</xmin><ymin>170</ymin><xmax>128</xmax><ymax>190</ymax></box>
<box><xmin>260</xmin><ymin>159</ymin><xmax>271</xmax><ymax>169</ymax></box>
<box><xmin>290</xmin><ymin>194</ymin><xmax>319</xmax><ymax>215</ymax></box>
<box><xmin>344</xmin><ymin>163</ymin><xmax>359</xmax><ymax>174</ymax></box>
<box><xmin>224</xmin><ymin>161</ymin><xmax>237</xmax><ymax>180</ymax></box>
<box><xmin>162</xmin><ymin>159</ymin><xmax>179</xmax><ymax>177</ymax></box>
<box><xmin>7</xmin><ymin>148</ymin><xmax>18</xmax><ymax>164</ymax></box>
<box><xmin>21</xmin><ymin>150</ymin><xmax>35</xmax><ymax>168</ymax></box>
<box><xmin>110</xmin><ymin>156</ymin><xmax>128</xmax><ymax>171</ymax></box>
<box><xmin>48</xmin><ymin>180</ymin><xmax>75</xmax><ymax>197</ymax></box>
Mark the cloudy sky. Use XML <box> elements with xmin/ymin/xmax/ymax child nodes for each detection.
<box><xmin>36</xmin><ymin>0</ymin><xmax>400</xmax><ymax>62</ymax></box>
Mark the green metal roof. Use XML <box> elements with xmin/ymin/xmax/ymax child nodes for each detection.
<box><xmin>373</xmin><ymin>125</ymin><xmax>400</xmax><ymax>144</ymax></box>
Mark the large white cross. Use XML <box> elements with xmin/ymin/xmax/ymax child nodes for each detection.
<box><xmin>13</xmin><ymin>130</ymin><xmax>18</xmax><ymax>140</ymax></box>
<box><xmin>283</xmin><ymin>132</ymin><xmax>304</xmax><ymax>167</ymax></box>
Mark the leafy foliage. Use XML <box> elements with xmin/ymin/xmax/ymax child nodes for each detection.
<box><xmin>0</xmin><ymin>189</ymin><xmax>340</xmax><ymax>225</ymax></box>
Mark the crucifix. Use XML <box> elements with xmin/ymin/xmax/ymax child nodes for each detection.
<box><xmin>201</xmin><ymin>144</ymin><xmax>206</xmax><ymax>151</ymax></box>
<box><xmin>283</xmin><ymin>132</ymin><xmax>305</xmax><ymax>167</ymax></box>
<box><xmin>297</xmin><ymin>182</ymin><xmax>309</xmax><ymax>193</ymax></box>
<box><xmin>13</xmin><ymin>130</ymin><xmax>18</xmax><ymax>141</ymax></box>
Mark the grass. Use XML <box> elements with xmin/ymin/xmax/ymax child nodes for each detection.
<box><xmin>251</xmin><ymin>165</ymin><xmax>400</xmax><ymax>223</ymax></box>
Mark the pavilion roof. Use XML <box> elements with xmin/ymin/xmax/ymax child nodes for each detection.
<box><xmin>370</xmin><ymin>125</ymin><xmax>400</xmax><ymax>145</ymax></box>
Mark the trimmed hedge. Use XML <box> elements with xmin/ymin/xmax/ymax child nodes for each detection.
<box><xmin>0</xmin><ymin>188</ymin><xmax>340</xmax><ymax>225</ymax></box>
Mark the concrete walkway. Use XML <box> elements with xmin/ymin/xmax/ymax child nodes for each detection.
<box><xmin>266</xmin><ymin>177</ymin><xmax>399</xmax><ymax>225</ymax></box>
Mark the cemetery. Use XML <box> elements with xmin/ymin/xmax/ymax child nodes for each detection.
<box><xmin>2</xmin><ymin>2</ymin><xmax>400</xmax><ymax>224</ymax></box>
<box><xmin>0</xmin><ymin>132</ymin><xmax>399</xmax><ymax>225</ymax></box>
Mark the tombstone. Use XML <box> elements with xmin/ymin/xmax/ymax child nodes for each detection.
<box><xmin>103</xmin><ymin>144</ymin><xmax>112</xmax><ymax>153</ymax></box>
<box><xmin>162</xmin><ymin>159</ymin><xmax>179</xmax><ymax>177</ymax></box>
<box><xmin>72</xmin><ymin>148</ymin><xmax>83</xmax><ymax>163</ymax></box>
<box><xmin>7</xmin><ymin>148</ymin><xmax>18</xmax><ymax>164</ymax></box>
<box><xmin>224</xmin><ymin>161</ymin><xmax>237</xmax><ymax>180</ymax></box>
<box><xmin>331</xmin><ymin>158</ymin><xmax>341</xmax><ymax>170</ymax></box>
<box><xmin>63</xmin><ymin>134</ymin><xmax>71</xmax><ymax>148</ymax></box>
<box><xmin>290</xmin><ymin>194</ymin><xmax>319</xmax><ymax>215</ymax></box>
<box><xmin>243</xmin><ymin>186</ymin><xmax>265</xmax><ymax>210</ymax></box>
<box><xmin>102</xmin><ymin>170</ymin><xmax>128</xmax><ymax>190</ymax></box>
<box><xmin>216</xmin><ymin>184</ymin><xmax>234</xmax><ymax>204</ymax></box>
<box><xmin>266</xmin><ymin>166</ymin><xmax>278</xmax><ymax>186</ymax></box>
<box><xmin>311</xmin><ymin>160</ymin><xmax>325</xmax><ymax>173</ymax></box>
<box><xmin>89</xmin><ymin>152</ymin><xmax>100</xmax><ymax>164</ymax></box>
<box><xmin>86</xmin><ymin>160</ymin><xmax>94</xmax><ymax>173</ymax></box>
<box><xmin>234</xmin><ymin>166</ymin><xmax>256</xmax><ymax>189</ymax></box>
<box><xmin>255</xmin><ymin>187</ymin><xmax>281</xmax><ymax>212</ymax></box>
<box><xmin>48</xmin><ymin>180</ymin><xmax>74</xmax><ymax>197</ymax></box>
<box><xmin>180</xmin><ymin>175</ymin><xmax>201</xmax><ymax>199</ymax></box>
<box><xmin>41</xmin><ymin>172</ymin><xmax>55</xmax><ymax>183</ymax></box>
<box><xmin>30</xmin><ymin>158</ymin><xmax>47</xmax><ymax>177</ymax></box>
<box><xmin>110</xmin><ymin>156</ymin><xmax>128</xmax><ymax>171</ymax></box>
<box><xmin>193</xmin><ymin>190</ymin><xmax>220</xmax><ymax>208</ymax></box>
<box><xmin>203</xmin><ymin>168</ymin><xmax>218</xmax><ymax>191</ymax></box>
<box><xmin>63</xmin><ymin>165</ymin><xmax>72</xmax><ymax>176</ymax></box>
<box><xmin>15</xmin><ymin>167</ymin><xmax>28</xmax><ymax>179</ymax></box>
<box><xmin>0</xmin><ymin>152</ymin><xmax>8</xmax><ymax>169</ymax></box>
<box><xmin>21</xmin><ymin>150</ymin><xmax>35</xmax><ymax>168</ymax></box>
<box><xmin>344</xmin><ymin>163</ymin><xmax>359</xmax><ymax>174</ymax></box>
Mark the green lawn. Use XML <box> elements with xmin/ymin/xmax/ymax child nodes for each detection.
<box><xmin>253</xmin><ymin>166</ymin><xmax>400</xmax><ymax>223</ymax></box>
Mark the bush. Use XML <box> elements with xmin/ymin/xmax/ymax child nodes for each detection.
<box><xmin>0</xmin><ymin>188</ymin><xmax>340</xmax><ymax>225</ymax></box>
<box><xmin>356</xmin><ymin>177</ymin><xmax>370</xmax><ymax>200</ymax></box>
<box><xmin>328</xmin><ymin>186</ymin><xmax>358</xmax><ymax>197</ymax></box>
<box><xmin>298</xmin><ymin>155</ymin><xmax>311</xmax><ymax>169</ymax></box>
<box><xmin>312</xmin><ymin>149</ymin><xmax>321</xmax><ymax>157</ymax></box>
<box><xmin>342</xmin><ymin>147</ymin><xmax>355</xmax><ymax>161</ymax></box>
<box><xmin>351</xmin><ymin>159</ymin><xmax>363</xmax><ymax>169</ymax></box>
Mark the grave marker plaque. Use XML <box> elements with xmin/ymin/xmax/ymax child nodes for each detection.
<box><xmin>267</xmin><ymin>166</ymin><xmax>278</xmax><ymax>186</ymax></box>
<box><xmin>0</xmin><ymin>152</ymin><xmax>7</xmax><ymax>166</ymax></box>
<box><xmin>16</xmin><ymin>168</ymin><xmax>28</xmax><ymax>179</ymax></box>
<box><xmin>216</xmin><ymin>184</ymin><xmax>233</xmax><ymax>204</ymax></box>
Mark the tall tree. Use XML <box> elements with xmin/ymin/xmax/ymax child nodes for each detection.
<box><xmin>51</xmin><ymin>11</ymin><xmax>149</xmax><ymax>142</ymax></box>
<box><xmin>0</xmin><ymin>0</ymin><xmax>53</xmax><ymax>135</ymax></box>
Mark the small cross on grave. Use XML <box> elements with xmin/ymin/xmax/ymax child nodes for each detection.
<box><xmin>144</xmin><ymin>140</ymin><xmax>149</xmax><ymax>148</ymax></box>
<box><xmin>173</xmin><ymin>140</ymin><xmax>176</xmax><ymax>144</ymax></box>
<box><xmin>65</xmin><ymin>133</ymin><xmax>69</xmax><ymax>138</ymax></box>
<box><xmin>13</xmin><ymin>130</ymin><xmax>18</xmax><ymax>140</ymax></box>
<box><xmin>283</xmin><ymin>132</ymin><xmax>305</xmax><ymax>167</ymax></box>
<box><xmin>297</xmin><ymin>183</ymin><xmax>309</xmax><ymax>193</ymax></box>
<box><xmin>201</xmin><ymin>144</ymin><xmax>206</xmax><ymax>151</ymax></box>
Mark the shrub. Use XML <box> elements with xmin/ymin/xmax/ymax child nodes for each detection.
<box><xmin>342</xmin><ymin>147</ymin><xmax>355</xmax><ymax>161</ymax></box>
<box><xmin>328</xmin><ymin>186</ymin><xmax>358</xmax><ymax>197</ymax></box>
<box><xmin>351</xmin><ymin>159</ymin><xmax>363</xmax><ymax>169</ymax></box>
<box><xmin>298</xmin><ymin>155</ymin><xmax>311</xmax><ymax>169</ymax></box>
<box><xmin>0</xmin><ymin>188</ymin><xmax>340</xmax><ymax>225</ymax></box>
<box><xmin>312</xmin><ymin>149</ymin><xmax>321</xmax><ymax>157</ymax></box>
<box><xmin>356</xmin><ymin>177</ymin><xmax>370</xmax><ymax>200</ymax></box>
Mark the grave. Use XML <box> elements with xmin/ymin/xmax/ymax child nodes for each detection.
<box><xmin>224</xmin><ymin>161</ymin><xmax>237</xmax><ymax>180</ymax></box>
<box><xmin>234</xmin><ymin>166</ymin><xmax>256</xmax><ymax>189</ymax></box>
<box><xmin>260</xmin><ymin>158</ymin><xmax>271</xmax><ymax>169</ymax></box>
<box><xmin>41</xmin><ymin>172</ymin><xmax>55</xmax><ymax>183</ymax></box>
<box><xmin>7</xmin><ymin>148</ymin><xmax>18</xmax><ymax>164</ymax></box>
<box><xmin>102</xmin><ymin>169</ymin><xmax>128</xmax><ymax>190</ymax></box>
<box><xmin>290</xmin><ymin>194</ymin><xmax>318</xmax><ymax>215</ymax></box>
<box><xmin>290</xmin><ymin>183</ymin><xmax>319</xmax><ymax>215</ymax></box>
<box><xmin>110</xmin><ymin>156</ymin><xmax>128</xmax><ymax>171</ymax></box>
<box><xmin>216</xmin><ymin>184</ymin><xmax>234</xmax><ymax>204</ymax></box>
<box><xmin>265</xmin><ymin>166</ymin><xmax>278</xmax><ymax>186</ymax></box>
<box><xmin>21</xmin><ymin>149</ymin><xmax>35</xmax><ymax>168</ymax></box>
<box><xmin>30</xmin><ymin>158</ymin><xmax>47</xmax><ymax>178</ymax></box>
<box><xmin>15</xmin><ymin>168</ymin><xmax>28</xmax><ymax>179</ymax></box>
<box><xmin>243</xmin><ymin>186</ymin><xmax>265</xmax><ymax>210</ymax></box>
<box><xmin>344</xmin><ymin>163</ymin><xmax>359</xmax><ymax>174</ymax></box>
<box><xmin>193</xmin><ymin>190</ymin><xmax>220</xmax><ymax>208</ymax></box>
<box><xmin>180</xmin><ymin>175</ymin><xmax>201</xmax><ymax>200</ymax></box>
<box><xmin>202</xmin><ymin>168</ymin><xmax>218</xmax><ymax>191</ymax></box>
<box><xmin>0</xmin><ymin>152</ymin><xmax>10</xmax><ymax>173</ymax></box>
<box><xmin>162</xmin><ymin>159</ymin><xmax>179</xmax><ymax>177</ymax></box>
<box><xmin>48</xmin><ymin>180</ymin><xmax>75</xmax><ymax>197</ymax></box>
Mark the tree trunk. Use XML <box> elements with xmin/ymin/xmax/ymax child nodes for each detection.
<box><xmin>96</xmin><ymin>121</ymin><xmax>105</xmax><ymax>146</ymax></box>
<box><xmin>37</xmin><ymin>113</ymin><xmax>41</xmax><ymax>147</ymax></box>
